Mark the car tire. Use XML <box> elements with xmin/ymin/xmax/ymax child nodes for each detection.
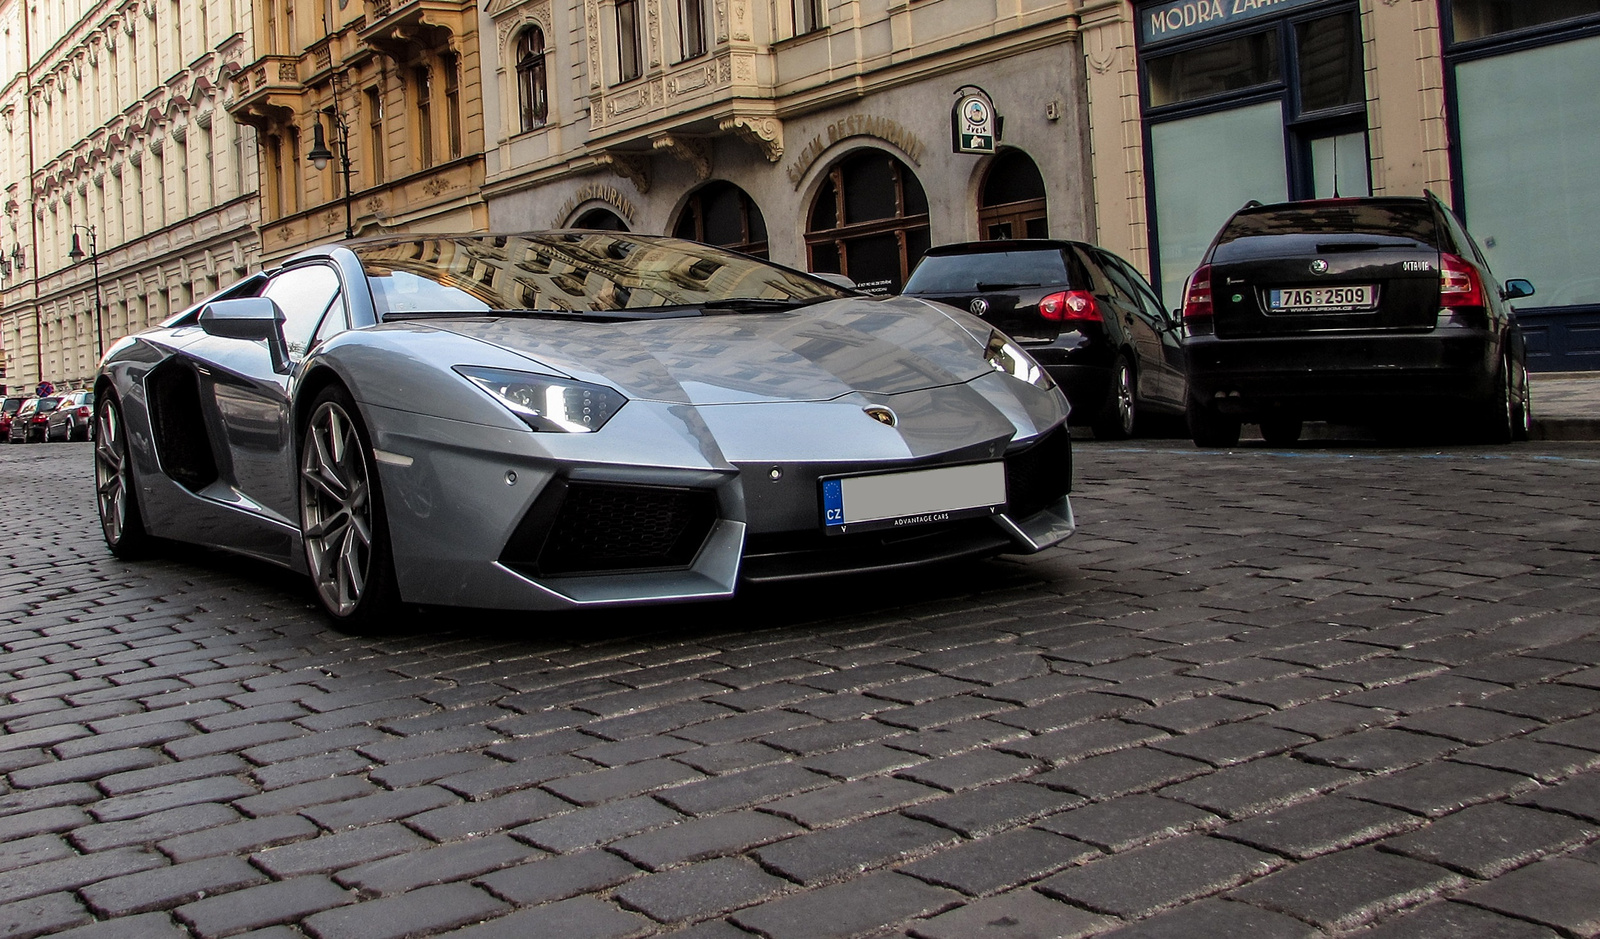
<box><xmin>1511</xmin><ymin>356</ymin><xmax>1532</xmax><ymax>442</ymax></box>
<box><xmin>1187</xmin><ymin>394</ymin><xmax>1240</xmax><ymax>448</ymax></box>
<box><xmin>1259</xmin><ymin>418</ymin><xmax>1303</xmax><ymax>447</ymax></box>
<box><xmin>1093</xmin><ymin>354</ymin><xmax>1138</xmax><ymax>440</ymax></box>
<box><xmin>299</xmin><ymin>384</ymin><xmax>404</xmax><ymax>633</ymax></box>
<box><xmin>95</xmin><ymin>396</ymin><xmax>155</xmax><ymax>559</ymax></box>
<box><xmin>1472</xmin><ymin>355</ymin><xmax>1515</xmax><ymax>446</ymax></box>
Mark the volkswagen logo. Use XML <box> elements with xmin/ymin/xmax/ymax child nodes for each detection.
<box><xmin>969</xmin><ymin>298</ymin><xmax>989</xmax><ymax>316</ymax></box>
<box><xmin>1310</xmin><ymin>259</ymin><xmax>1329</xmax><ymax>275</ymax></box>
<box><xmin>863</xmin><ymin>406</ymin><xmax>897</xmax><ymax>427</ymax></box>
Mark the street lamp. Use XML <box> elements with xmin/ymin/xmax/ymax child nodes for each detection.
<box><xmin>68</xmin><ymin>224</ymin><xmax>105</xmax><ymax>360</ymax></box>
<box><xmin>306</xmin><ymin>83</ymin><xmax>355</xmax><ymax>239</ymax></box>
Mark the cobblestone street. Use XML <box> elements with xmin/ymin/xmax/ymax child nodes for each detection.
<box><xmin>3</xmin><ymin>437</ymin><xmax>1600</xmax><ymax>939</ymax></box>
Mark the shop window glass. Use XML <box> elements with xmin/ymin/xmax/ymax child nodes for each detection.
<box><xmin>979</xmin><ymin>150</ymin><xmax>1048</xmax><ymax>240</ymax></box>
<box><xmin>1457</xmin><ymin>33</ymin><xmax>1600</xmax><ymax>307</ymax></box>
<box><xmin>575</xmin><ymin>208</ymin><xmax>630</xmax><ymax>231</ymax></box>
<box><xmin>1150</xmin><ymin>101</ymin><xmax>1288</xmax><ymax>304</ymax></box>
<box><xmin>1297</xmin><ymin>12</ymin><xmax>1364</xmax><ymax>112</ymax></box>
<box><xmin>1147</xmin><ymin>31</ymin><xmax>1279</xmax><ymax>108</ymax></box>
<box><xmin>1309</xmin><ymin>131</ymin><xmax>1370</xmax><ymax>198</ymax></box>
<box><xmin>674</xmin><ymin>181</ymin><xmax>769</xmax><ymax>258</ymax></box>
<box><xmin>1453</xmin><ymin>0</ymin><xmax>1600</xmax><ymax>41</ymax></box>
<box><xmin>805</xmin><ymin>150</ymin><xmax>929</xmax><ymax>294</ymax></box>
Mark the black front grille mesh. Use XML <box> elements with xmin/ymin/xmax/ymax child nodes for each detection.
<box><xmin>1004</xmin><ymin>425</ymin><xmax>1073</xmax><ymax>520</ymax></box>
<box><xmin>505</xmin><ymin>481</ymin><xmax>718</xmax><ymax>577</ymax></box>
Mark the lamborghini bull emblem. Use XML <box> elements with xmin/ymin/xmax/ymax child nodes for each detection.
<box><xmin>863</xmin><ymin>406</ymin><xmax>897</xmax><ymax>427</ymax></box>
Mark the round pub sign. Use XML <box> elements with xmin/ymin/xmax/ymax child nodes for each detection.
<box><xmin>952</xmin><ymin>91</ymin><xmax>997</xmax><ymax>155</ymax></box>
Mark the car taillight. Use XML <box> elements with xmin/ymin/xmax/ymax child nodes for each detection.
<box><xmin>1039</xmin><ymin>290</ymin><xmax>1101</xmax><ymax>322</ymax></box>
<box><xmin>78</xmin><ymin>406</ymin><xmax>91</xmax><ymax>417</ymax></box>
<box><xmin>1182</xmin><ymin>265</ymin><xmax>1214</xmax><ymax>323</ymax></box>
<box><xmin>1439</xmin><ymin>253</ymin><xmax>1485</xmax><ymax>309</ymax></box>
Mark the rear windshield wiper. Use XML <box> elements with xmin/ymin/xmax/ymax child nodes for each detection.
<box><xmin>975</xmin><ymin>281</ymin><xmax>1041</xmax><ymax>291</ymax></box>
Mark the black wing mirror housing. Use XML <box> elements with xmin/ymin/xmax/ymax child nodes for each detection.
<box><xmin>199</xmin><ymin>297</ymin><xmax>291</xmax><ymax>374</ymax></box>
<box><xmin>1502</xmin><ymin>279</ymin><xmax>1535</xmax><ymax>302</ymax></box>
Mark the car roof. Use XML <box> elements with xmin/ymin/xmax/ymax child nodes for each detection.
<box><xmin>921</xmin><ymin>239</ymin><xmax>1089</xmax><ymax>257</ymax></box>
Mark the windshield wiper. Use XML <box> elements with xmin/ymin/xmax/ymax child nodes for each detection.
<box><xmin>975</xmin><ymin>281</ymin><xmax>1041</xmax><ymax>291</ymax></box>
<box><xmin>696</xmin><ymin>297</ymin><xmax>828</xmax><ymax>313</ymax></box>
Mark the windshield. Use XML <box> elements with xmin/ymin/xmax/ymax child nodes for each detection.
<box><xmin>1</xmin><ymin>399</ymin><xmax>21</xmax><ymax>415</ymax></box>
<box><xmin>353</xmin><ymin>233</ymin><xmax>850</xmax><ymax>318</ymax></box>
<box><xmin>1218</xmin><ymin>202</ymin><xmax>1438</xmax><ymax>249</ymax></box>
<box><xmin>903</xmin><ymin>249</ymin><xmax>1072</xmax><ymax>294</ymax></box>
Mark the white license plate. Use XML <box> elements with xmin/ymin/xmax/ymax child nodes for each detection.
<box><xmin>1268</xmin><ymin>285</ymin><xmax>1377</xmax><ymax>312</ymax></box>
<box><xmin>822</xmin><ymin>462</ymin><xmax>1007</xmax><ymax>535</ymax></box>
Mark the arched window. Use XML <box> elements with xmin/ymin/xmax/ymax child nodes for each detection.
<box><xmin>674</xmin><ymin>181</ymin><xmax>769</xmax><ymax>257</ymax></box>
<box><xmin>574</xmin><ymin>208</ymin><xmax>630</xmax><ymax>231</ymax></box>
<box><xmin>517</xmin><ymin>27</ymin><xmax>548</xmax><ymax>133</ymax></box>
<box><xmin>805</xmin><ymin>149</ymin><xmax>929</xmax><ymax>293</ymax></box>
<box><xmin>979</xmin><ymin>149</ymin><xmax>1048</xmax><ymax>240</ymax></box>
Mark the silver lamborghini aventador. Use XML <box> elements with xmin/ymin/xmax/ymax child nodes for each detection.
<box><xmin>93</xmin><ymin>232</ymin><xmax>1075</xmax><ymax>630</ymax></box>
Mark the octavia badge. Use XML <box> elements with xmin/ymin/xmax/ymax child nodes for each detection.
<box><xmin>1310</xmin><ymin>259</ymin><xmax>1329</xmax><ymax>275</ymax></box>
<box><xmin>969</xmin><ymin>298</ymin><xmax>989</xmax><ymax>316</ymax></box>
<box><xmin>863</xmin><ymin>406</ymin><xmax>897</xmax><ymax>427</ymax></box>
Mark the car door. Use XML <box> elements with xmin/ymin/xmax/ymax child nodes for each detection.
<box><xmin>1100</xmin><ymin>250</ymin><xmax>1188</xmax><ymax>409</ymax></box>
<box><xmin>1075</xmin><ymin>247</ymin><xmax>1164</xmax><ymax>408</ymax></box>
<box><xmin>189</xmin><ymin>262</ymin><xmax>348</xmax><ymax>527</ymax></box>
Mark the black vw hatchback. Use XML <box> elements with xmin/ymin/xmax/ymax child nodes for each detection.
<box><xmin>1180</xmin><ymin>194</ymin><xmax>1534</xmax><ymax>447</ymax></box>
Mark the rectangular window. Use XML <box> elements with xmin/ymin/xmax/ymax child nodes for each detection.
<box><xmin>444</xmin><ymin>54</ymin><xmax>462</xmax><ymax>159</ymax></box>
<box><xmin>414</xmin><ymin>67</ymin><xmax>434</xmax><ymax>167</ymax></box>
<box><xmin>366</xmin><ymin>87</ymin><xmax>386</xmax><ymax>185</ymax></box>
<box><xmin>1452</xmin><ymin>0</ymin><xmax>1600</xmax><ymax>41</ymax></box>
<box><xmin>794</xmin><ymin>0</ymin><xmax>824</xmax><ymax>34</ymax></box>
<box><xmin>1147</xmin><ymin>30</ymin><xmax>1279</xmax><ymax>108</ymax></box>
<box><xmin>1296</xmin><ymin>12</ymin><xmax>1363</xmax><ymax>112</ymax></box>
<box><xmin>617</xmin><ymin>0</ymin><xmax>642</xmax><ymax>81</ymax></box>
<box><xmin>681</xmin><ymin>0</ymin><xmax>706</xmax><ymax>58</ymax></box>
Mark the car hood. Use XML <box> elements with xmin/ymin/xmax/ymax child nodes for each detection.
<box><xmin>422</xmin><ymin>296</ymin><xmax>993</xmax><ymax>405</ymax></box>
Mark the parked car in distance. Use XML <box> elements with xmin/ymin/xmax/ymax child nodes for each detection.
<box><xmin>8</xmin><ymin>395</ymin><xmax>61</xmax><ymax>443</ymax></box>
<box><xmin>1180</xmin><ymin>193</ymin><xmax>1533</xmax><ymax>447</ymax></box>
<box><xmin>902</xmin><ymin>240</ymin><xmax>1187</xmax><ymax>439</ymax></box>
<box><xmin>46</xmin><ymin>390</ymin><xmax>95</xmax><ymax>441</ymax></box>
<box><xmin>0</xmin><ymin>395</ymin><xmax>27</xmax><ymax>442</ymax></box>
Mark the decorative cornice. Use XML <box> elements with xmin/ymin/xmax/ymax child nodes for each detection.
<box><xmin>717</xmin><ymin>113</ymin><xmax>782</xmax><ymax>162</ymax></box>
<box><xmin>594</xmin><ymin>150</ymin><xmax>651</xmax><ymax>193</ymax></box>
<box><xmin>650</xmin><ymin>134</ymin><xmax>712</xmax><ymax>181</ymax></box>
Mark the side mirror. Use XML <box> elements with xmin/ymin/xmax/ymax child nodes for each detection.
<box><xmin>199</xmin><ymin>297</ymin><xmax>291</xmax><ymax>374</ymax></box>
<box><xmin>1501</xmin><ymin>279</ymin><xmax>1535</xmax><ymax>302</ymax></box>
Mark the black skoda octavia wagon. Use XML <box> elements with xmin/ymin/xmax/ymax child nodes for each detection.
<box><xmin>1179</xmin><ymin>194</ymin><xmax>1535</xmax><ymax>447</ymax></box>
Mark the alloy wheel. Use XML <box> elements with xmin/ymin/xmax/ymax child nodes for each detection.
<box><xmin>93</xmin><ymin>402</ymin><xmax>128</xmax><ymax>545</ymax></box>
<box><xmin>300</xmin><ymin>400</ymin><xmax>374</xmax><ymax>617</ymax></box>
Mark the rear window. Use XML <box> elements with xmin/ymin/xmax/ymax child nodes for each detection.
<box><xmin>1218</xmin><ymin>203</ymin><xmax>1438</xmax><ymax>248</ymax></box>
<box><xmin>34</xmin><ymin>397</ymin><xmax>62</xmax><ymax>412</ymax></box>
<box><xmin>904</xmin><ymin>249</ymin><xmax>1072</xmax><ymax>294</ymax></box>
<box><xmin>1</xmin><ymin>398</ymin><xmax>22</xmax><ymax>415</ymax></box>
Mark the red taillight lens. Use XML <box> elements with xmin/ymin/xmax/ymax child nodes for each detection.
<box><xmin>1039</xmin><ymin>290</ymin><xmax>1101</xmax><ymax>322</ymax></box>
<box><xmin>78</xmin><ymin>406</ymin><xmax>91</xmax><ymax>417</ymax></box>
<box><xmin>1439</xmin><ymin>253</ymin><xmax>1485</xmax><ymax>309</ymax></box>
<box><xmin>1182</xmin><ymin>265</ymin><xmax>1214</xmax><ymax>323</ymax></box>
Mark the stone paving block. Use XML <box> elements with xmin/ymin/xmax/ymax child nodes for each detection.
<box><xmin>71</xmin><ymin>802</ymin><xmax>242</xmax><ymax>853</ymax></box>
<box><xmin>894</xmin><ymin>749</ymin><xmax>1041</xmax><ymax>792</ymax></box>
<box><xmin>1254</xmin><ymin>700</ymin><xmax>1396</xmax><ymax>739</ymax></box>
<box><xmin>7</xmin><ymin>747</ymin><xmax>167</xmax><ymax>790</ymax></box>
<box><xmin>789</xmin><ymin>692</ymin><xmax>905</xmax><ymax>721</ymax></box>
<box><xmin>756</xmin><ymin>811</ymin><xmax>961</xmax><ymax>885</ymax></box>
<box><xmin>0</xmin><ymin>891</ymin><xmax>93</xmax><ymax>939</ymax></box>
<box><xmin>355</xmin><ymin>726</ymin><xmax>505</xmax><ymax>765</ymax></box>
<box><xmin>1035</xmin><ymin>794</ymin><xmax>1221</xmax><ymax>852</ymax></box>
<box><xmin>1033</xmin><ymin>748</ymin><xmax>1211</xmax><ymax>800</ymax></box>
<box><xmin>99</xmin><ymin>754</ymin><xmax>253</xmax><ymax>796</ymax></box>
<box><xmin>866</xmin><ymin>674</ymin><xmax>984</xmax><ymax>706</ymax></box>
<box><xmin>54</xmin><ymin>722</ymin><xmax>198</xmax><ymax>760</ymax></box>
<box><xmin>50</xmin><ymin>912</ymin><xmax>193</xmax><ymax>939</ymax></box>
<box><xmin>299</xmin><ymin>785</ymin><xmax>461</xmax><ymax>831</ymax></box>
<box><xmin>874</xmin><ymin>695</ymin><xmax>1014</xmax><ymax>731</ymax></box>
<box><xmin>240</xmin><ymin>726</ymin><xmax>390</xmax><ymax>764</ymax></box>
<box><xmin>1096</xmin><ymin>898</ymin><xmax>1319</xmax><ymax>939</ymax></box>
<box><xmin>671</xmin><ymin>709</ymin><xmax>823</xmax><ymax>747</ymax></box>
<box><xmin>0</xmin><ymin>805</ymin><xmax>89</xmax><ymax>842</ymax></box>
<box><xmin>301</xmin><ymin>882</ymin><xmax>509</xmax><ymax>939</ymax></box>
<box><xmin>899</xmin><ymin>826</ymin><xmax>1101</xmax><ymax>896</ymax></box>
<box><xmin>0</xmin><ymin>782</ymin><xmax>97</xmax><ymax>818</ymax></box>
<box><xmin>987</xmin><ymin>692</ymin><xmax>1148</xmax><ymax>734</ymax></box>
<box><xmin>885</xmin><ymin>718</ymin><xmax>1029</xmax><ymax>757</ymax></box>
<box><xmin>999</xmin><ymin>720</ymin><xmax>1171</xmax><ymax>764</ymax></box>
<box><xmin>908</xmin><ymin>888</ymin><xmax>1115</xmax><ymax>939</ymax></box>
<box><xmin>163</xmin><ymin>723</ymin><xmax>307</xmax><ymax>761</ymax></box>
<box><xmin>1478</xmin><ymin>683</ymin><xmax>1600</xmax><ymax>721</ymax></box>
<box><xmin>1217</xmin><ymin>796</ymin><xmax>1421</xmax><ymax>860</ymax></box>
<box><xmin>176</xmin><ymin>875</ymin><xmax>356</xmax><ymax>938</ymax></box>
<box><xmin>654</xmin><ymin>763</ymin><xmax>829</xmax><ymax>816</ymax></box>
<box><xmin>0</xmin><ymin>846</ymin><xmax>167</xmax><ymax>906</ymax></box>
<box><xmin>87</xmin><ymin>776</ymin><xmax>257</xmax><ymax>824</ymax></box>
<box><xmin>511</xmin><ymin>795</ymin><xmax>682</xmax><ymax>852</ymax></box>
<box><xmin>1035</xmin><ymin>834</ymin><xmax>1281</xmax><ymax>918</ymax></box>
<box><xmin>542</xmin><ymin>758</ymin><xmax>705</xmax><ymax>806</ymax></box>
<box><xmin>250</xmin><ymin>751</ymin><xmax>376</xmax><ymax>791</ymax></box>
<box><xmin>610</xmin><ymin>811</ymin><xmax>801</xmax><ymax>870</ymax></box>
<box><xmin>159</xmin><ymin>814</ymin><xmax>320</xmax><ymax>863</ymax></box>
<box><xmin>252</xmin><ymin>823</ymin><xmax>431</xmax><ymax>878</ymax></box>
<box><xmin>1451</xmin><ymin>738</ymin><xmax>1600</xmax><ymax>783</ymax></box>
<box><xmin>80</xmin><ymin>856</ymin><xmax>268</xmax><ymax>917</ymax></box>
<box><xmin>1343</xmin><ymin>761</ymin><xmax>1538</xmax><ymax>817</ymax></box>
<box><xmin>1296</xmin><ymin>728</ymin><xmax>1463</xmax><ymax>772</ymax></box>
<box><xmin>439</xmin><ymin>895</ymin><xmax>653</xmax><ymax>939</ymax></box>
<box><xmin>334</xmin><ymin>832</ymin><xmax>533</xmax><ymax>895</ymax></box>
<box><xmin>477</xmin><ymin>849</ymin><xmax>640</xmax><ymax>905</ymax></box>
<box><xmin>976</xmin><ymin>673</ymin><xmax>1106</xmax><ymax>708</ymax></box>
<box><xmin>1149</xmin><ymin>723</ymin><xmax>1310</xmax><ymax>767</ymax></box>
<box><xmin>1395</xmin><ymin>706</ymin><xmax>1543</xmax><ymax>745</ymax></box>
<box><xmin>902</xmin><ymin>781</ymin><xmax>1083</xmax><ymax>838</ymax></box>
<box><xmin>731</xmin><ymin>870</ymin><xmax>962</xmax><ymax>939</ymax></box>
<box><xmin>1381</xmin><ymin>802</ymin><xmax>1597</xmax><ymax>877</ymax></box>
<box><xmin>1161</xmin><ymin>756</ymin><xmax>1359</xmax><ymax>817</ymax></box>
<box><xmin>232</xmin><ymin>776</ymin><xmax>382</xmax><ymax>819</ymax></box>
<box><xmin>1338</xmin><ymin>674</ymin><xmax>1508</xmax><ymax>714</ymax></box>
<box><xmin>760</xmin><ymin>719</ymin><xmax>900</xmax><ymax>756</ymax></box>
<box><xmin>1516</xmin><ymin>771</ymin><xmax>1600</xmax><ymax>821</ymax></box>
<box><xmin>674</xmin><ymin>741</ymin><xmax>789</xmax><ymax>775</ymax></box>
<box><xmin>802</xmin><ymin>743</ymin><xmax>929</xmax><ymax>781</ymax></box>
<box><xmin>0</xmin><ymin>833</ymin><xmax>75</xmax><ymax>874</ymax></box>
<box><xmin>1230</xmin><ymin>846</ymin><xmax>1465</xmax><ymax>929</ymax></box>
<box><xmin>573</xmin><ymin>734</ymin><xmax>696</xmax><ymax>767</ymax></box>
<box><xmin>1123</xmin><ymin>696</ymin><xmax>1272</xmax><ymax>734</ymax></box>
<box><xmin>367</xmin><ymin>752</ymin><xmax>501</xmax><ymax>789</ymax></box>
<box><xmin>404</xmin><ymin>787</ymin><xmax>571</xmax><ymax>841</ymax></box>
<box><xmin>612</xmin><ymin>856</ymin><xmax>791</xmax><ymax>923</ymax></box>
<box><xmin>1358</xmin><ymin>900</ymin><xmax>1560</xmax><ymax>939</ymax></box>
<box><xmin>1530</xmin><ymin>712</ymin><xmax>1600</xmax><ymax>752</ymax></box>
<box><xmin>761</xmin><ymin>776</ymin><xmax>941</xmax><ymax>828</ymax></box>
<box><xmin>435</xmin><ymin>755</ymin><xmax>593</xmax><ymax>800</ymax></box>
<box><xmin>1456</xmin><ymin>857</ymin><xmax>1600</xmax><ymax>935</ymax></box>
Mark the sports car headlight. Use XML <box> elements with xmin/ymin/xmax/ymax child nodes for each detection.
<box><xmin>984</xmin><ymin>331</ymin><xmax>1054</xmax><ymax>390</ymax></box>
<box><xmin>455</xmin><ymin>366</ymin><xmax>627</xmax><ymax>433</ymax></box>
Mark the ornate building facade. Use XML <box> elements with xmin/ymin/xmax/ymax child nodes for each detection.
<box><xmin>228</xmin><ymin>0</ymin><xmax>489</xmax><ymax>263</ymax></box>
<box><xmin>0</xmin><ymin>0</ymin><xmax>260</xmax><ymax>393</ymax></box>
